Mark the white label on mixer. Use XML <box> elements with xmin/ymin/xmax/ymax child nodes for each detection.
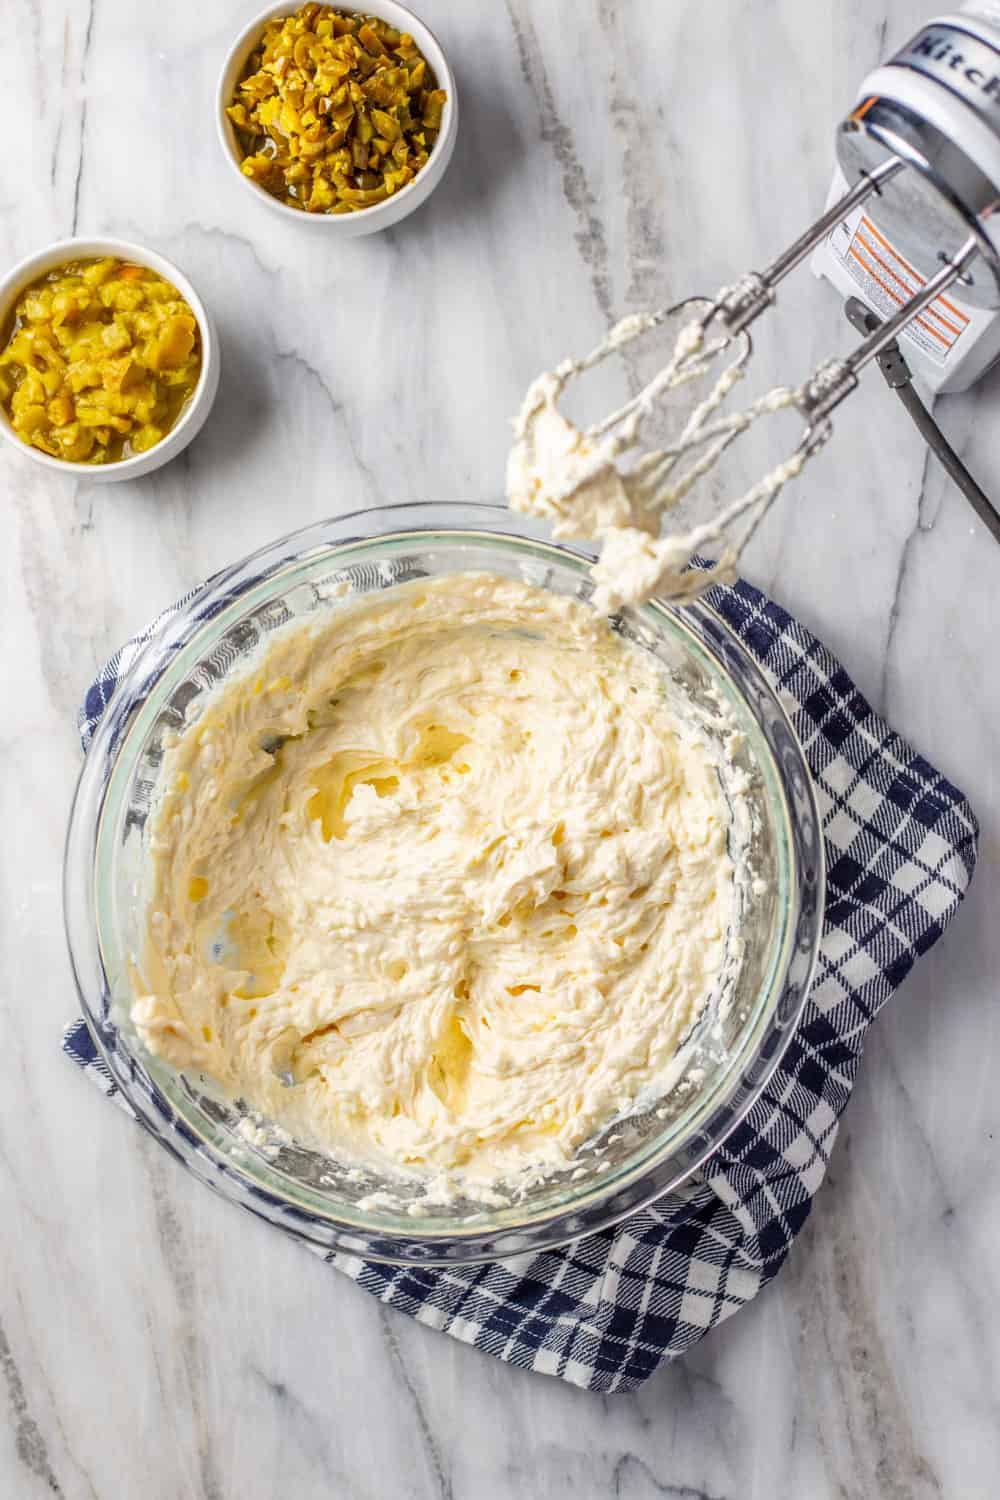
<box><xmin>827</xmin><ymin>206</ymin><xmax>972</xmax><ymax>365</ymax></box>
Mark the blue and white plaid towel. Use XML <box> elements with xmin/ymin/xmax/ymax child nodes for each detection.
<box><xmin>64</xmin><ymin>575</ymin><xmax>977</xmax><ymax>1393</ymax></box>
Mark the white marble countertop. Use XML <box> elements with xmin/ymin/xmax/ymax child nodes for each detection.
<box><xmin>3</xmin><ymin>1</ymin><xmax>999</xmax><ymax>1495</ymax></box>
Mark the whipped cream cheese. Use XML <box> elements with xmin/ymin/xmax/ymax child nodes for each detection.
<box><xmin>133</xmin><ymin>574</ymin><xmax>740</xmax><ymax>1197</ymax></box>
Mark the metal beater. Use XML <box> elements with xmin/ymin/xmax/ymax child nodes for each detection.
<box><xmin>509</xmin><ymin>5</ymin><xmax>1000</xmax><ymax>598</ymax></box>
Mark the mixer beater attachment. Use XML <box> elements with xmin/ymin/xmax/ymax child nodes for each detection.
<box><xmin>510</xmin><ymin>9</ymin><xmax>1000</xmax><ymax>607</ymax></box>
<box><xmin>508</xmin><ymin>158</ymin><xmax>984</xmax><ymax>611</ymax></box>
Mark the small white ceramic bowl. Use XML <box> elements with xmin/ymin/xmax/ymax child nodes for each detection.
<box><xmin>216</xmin><ymin>1</ymin><xmax>458</xmax><ymax>237</ymax></box>
<box><xmin>0</xmin><ymin>237</ymin><xmax>220</xmax><ymax>483</ymax></box>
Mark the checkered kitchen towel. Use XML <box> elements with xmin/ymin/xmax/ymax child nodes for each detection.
<box><xmin>64</xmin><ymin>574</ymin><xmax>977</xmax><ymax>1393</ymax></box>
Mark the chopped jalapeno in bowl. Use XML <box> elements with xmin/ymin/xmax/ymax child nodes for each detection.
<box><xmin>0</xmin><ymin>257</ymin><xmax>202</xmax><ymax>465</ymax></box>
<box><xmin>218</xmin><ymin>1</ymin><xmax>457</xmax><ymax>234</ymax></box>
<box><xmin>226</xmin><ymin>4</ymin><xmax>446</xmax><ymax>214</ymax></box>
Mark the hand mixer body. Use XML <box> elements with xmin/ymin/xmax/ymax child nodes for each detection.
<box><xmin>814</xmin><ymin>2</ymin><xmax>1000</xmax><ymax>393</ymax></box>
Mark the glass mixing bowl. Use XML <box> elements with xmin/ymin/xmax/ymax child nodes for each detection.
<box><xmin>64</xmin><ymin>503</ymin><xmax>824</xmax><ymax>1264</ymax></box>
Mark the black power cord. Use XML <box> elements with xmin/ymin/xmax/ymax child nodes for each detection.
<box><xmin>843</xmin><ymin>296</ymin><xmax>1000</xmax><ymax>546</ymax></box>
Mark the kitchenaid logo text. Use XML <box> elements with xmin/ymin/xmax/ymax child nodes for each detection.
<box><xmin>898</xmin><ymin>26</ymin><xmax>1000</xmax><ymax>110</ymax></box>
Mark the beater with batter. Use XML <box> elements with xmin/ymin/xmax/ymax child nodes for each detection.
<box><xmin>508</xmin><ymin>3</ymin><xmax>1000</xmax><ymax>604</ymax></box>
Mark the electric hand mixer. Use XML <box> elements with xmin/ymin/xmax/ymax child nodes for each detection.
<box><xmin>508</xmin><ymin>3</ymin><xmax>1000</xmax><ymax>608</ymax></box>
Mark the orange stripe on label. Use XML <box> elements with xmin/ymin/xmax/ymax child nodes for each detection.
<box><xmin>847</xmin><ymin>245</ymin><xmax>950</xmax><ymax>347</ymax></box>
<box><xmin>854</xmin><ymin>229</ymin><xmax>963</xmax><ymax>338</ymax></box>
<box><xmin>859</xmin><ymin>216</ymin><xmax>969</xmax><ymax>324</ymax></box>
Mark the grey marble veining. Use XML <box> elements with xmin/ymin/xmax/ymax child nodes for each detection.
<box><xmin>2</xmin><ymin>1</ymin><xmax>999</xmax><ymax>1496</ymax></box>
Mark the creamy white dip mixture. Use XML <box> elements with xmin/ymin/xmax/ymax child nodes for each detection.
<box><xmin>133</xmin><ymin>574</ymin><xmax>742</xmax><ymax>1196</ymax></box>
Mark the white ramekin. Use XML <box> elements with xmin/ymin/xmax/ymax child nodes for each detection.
<box><xmin>216</xmin><ymin>1</ymin><xmax>458</xmax><ymax>237</ymax></box>
<box><xmin>0</xmin><ymin>237</ymin><xmax>220</xmax><ymax>483</ymax></box>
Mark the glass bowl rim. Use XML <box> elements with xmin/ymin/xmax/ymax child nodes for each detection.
<box><xmin>63</xmin><ymin>502</ymin><xmax>825</xmax><ymax>1265</ymax></box>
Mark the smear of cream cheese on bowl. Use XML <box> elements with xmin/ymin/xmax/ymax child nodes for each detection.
<box><xmin>130</xmin><ymin>572</ymin><xmax>760</xmax><ymax>1211</ymax></box>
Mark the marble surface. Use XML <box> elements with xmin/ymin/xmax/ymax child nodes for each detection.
<box><xmin>3</xmin><ymin>0</ymin><xmax>999</xmax><ymax>1495</ymax></box>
